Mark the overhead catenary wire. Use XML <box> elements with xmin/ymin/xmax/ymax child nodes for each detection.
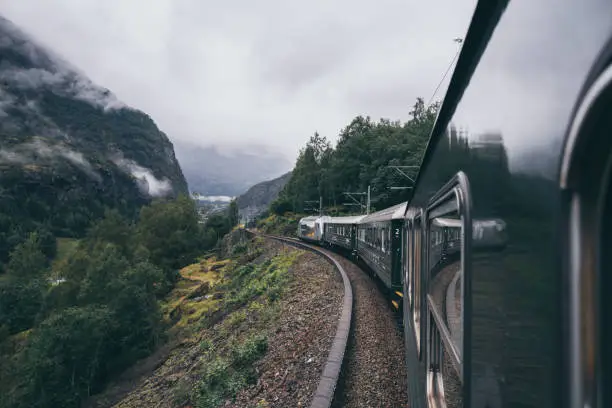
<box><xmin>426</xmin><ymin>38</ymin><xmax>463</xmax><ymax>107</ymax></box>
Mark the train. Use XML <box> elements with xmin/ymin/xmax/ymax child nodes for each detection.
<box><xmin>296</xmin><ymin>0</ymin><xmax>612</xmax><ymax>406</ymax></box>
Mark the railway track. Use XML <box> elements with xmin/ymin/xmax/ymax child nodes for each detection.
<box><xmin>257</xmin><ymin>234</ymin><xmax>352</xmax><ymax>408</ymax></box>
<box><xmin>252</xmin><ymin>231</ymin><xmax>408</xmax><ymax>407</ymax></box>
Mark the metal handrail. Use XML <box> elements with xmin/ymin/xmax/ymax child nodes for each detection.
<box><xmin>427</xmin><ymin>294</ymin><xmax>462</xmax><ymax>380</ymax></box>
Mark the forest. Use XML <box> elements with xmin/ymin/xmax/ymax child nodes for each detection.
<box><xmin>270</xmin><ymin>97</ymin><xmax>440</xmax><ymax>215</ymax></box>
<box><xmin>0</xmin><ymin>195</ymin><xmax>239</xmax><ymax>408</ymax></box>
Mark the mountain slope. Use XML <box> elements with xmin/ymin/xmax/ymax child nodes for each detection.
<box><xmin>173</xmin><ymin>140</ymin><xmax>292</xmax><ymax>196</ymax></box>
<box><xmin>236</xmin><ymin>171</ymin><xmax>292</xmax><ymax>220</ymax></box>
<box><xmin>0</xmin><ymin>16</ymin><xmax>188</xmax><ymax>265</ymax></box>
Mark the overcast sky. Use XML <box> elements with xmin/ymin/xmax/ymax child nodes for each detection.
<box><xmin>2</xmin><ymin>0</ymin><xmax>476</xmax><ymax>162</ymax></box>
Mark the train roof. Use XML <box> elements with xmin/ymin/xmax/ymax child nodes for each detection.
<box><xmin>326</xmin><ymin>215</ymin><xmax>366</xmax><ymax>225</ymax></box>
<box><xmin>359</xmin><ymin>201</ymin><xmax>408</xmax><ymax>224</ymax></box>
<box><xmin>299</xmin><ymin>216</ymin><xmax>319</xmax><ymax>225</ymax></box>
<box><xmin>299</xmin><ymin>215</ymin><xmax>332</xmax><ymax>223</ymax></box>
<box><xmin>299</xmin><ymin>216</ymin><xmax>320</xmax><ymax>222</ymax></box>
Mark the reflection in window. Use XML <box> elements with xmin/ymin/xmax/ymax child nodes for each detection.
<box><xmin>428</xmin><ymin>210</ymin><xmax>463</xmax><ymax>408</ymax></box>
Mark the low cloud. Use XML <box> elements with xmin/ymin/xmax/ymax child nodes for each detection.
<box><xmin>1</xmin><ymin>1</ymin><xmax>477</xmax><ymax>161</ymax></box>
<box><xmin>0</xmin><ymin>68</ymin><xmax>65</xmax><ymax>89</ymax></box>
<box><xmin>0</xmin><ymin>88</ymin><xmax>14</xmax><ymax>117</ymax></box>
<box><xmin>0</xmin><ymin>66</ymin><xmax>126</xmax><ymax>112</ymax></box>
<box><xmin>0</xmin><ymin>138</ymin><xmax>100</xmax><ymax>181</ymax></box>
<box><xmin>0</xmin><ymin>149</ymin><xmax>26</xmax><ymax>163</ymax></box>
<box><xmin>193</xmin><ymin>194</ymin><xmax>234</xmax><ymax>203</ymax></box>
<box><xmin>70</xmin><ymin>76</ymin><xmax>126</xmax><ymax>111</ymax></box>
<box><xmin>111</xmin><ymin>154</ymin><xmax>172</xmax><ymax>198</ymax></box>
<box><xmin>0</xmin><ymin>16</ymin><xmax>126</xmax><ymax>112</ymax></box>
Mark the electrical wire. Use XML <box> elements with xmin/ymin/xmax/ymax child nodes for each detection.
<box><xmin>427</xmin><ymin>41</ymin><xmax>463</xmax><ymax>107</ymax></box>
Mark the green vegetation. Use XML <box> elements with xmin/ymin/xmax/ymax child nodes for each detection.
<box><xmin>193</xmin><ymin>250</ymin><xmax>299</xmax><ymax>407</ymax></box>
<box><xmin>196</xmin><ymin>334</ymin><xmax>268</xmax><ymax>407</ymax></box>
<box><xmin>165</xmin><ymin>241</ymin><xmax>300</xmax><ymax>408</ymax></box>
<box><xmin>0</xmin><ymin>22</ymin><xmax>189</xmax><ymax>271</ymax></box>
<box><xmin>270</xmin><ymin>97</ymin><xmax>439</xmax><ymax>215</ymax></box>
<box><xmin>0</xmin><ymin>196</ymin><xmax>240</xmax><ymax>408</ymax></box>
<box><xmin>0</xmin><ymin>23</ymin><xmax>253</xmax><ymax>408</ymax></box>
<box><xmin>256</xmin><ymin>212</ymin><xmax>301</xmax><ymax>236</ymax></box>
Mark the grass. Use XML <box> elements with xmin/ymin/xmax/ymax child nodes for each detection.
<box><xmin>195</xmin><ymin>334</ymin><xmax>268</xmax><ymax>408</ymax></box>
<box><xmin>169</xmin><ymin>240</ymin><xmax>301</xmax><ymax>408</ymax></box>
<box><xmin>160</xmin><ymin>257</ymin><xmax>225</xmax><ymax>331</ymax></box>
<box><xmin>256</xmin><ymin>213</ymin><xmax>301</xmax><ymax>236</ymax></box>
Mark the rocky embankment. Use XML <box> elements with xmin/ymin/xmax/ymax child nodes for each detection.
<box><xmin>86</xmin><ymin>231</ymin><xmax>342</xmax><ymax>408</ymax></box>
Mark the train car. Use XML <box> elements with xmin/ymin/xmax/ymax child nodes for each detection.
<box><xmin>297</xmin><ymin>215</ymin><xmax>330</xmax><ymax>243</ymax></box>
<box><xmin>297</xmin><ymin>216</ymin><xmax>318</xmax><ymax>242</ymax></box>
<box><xmin>323</xmin><ymin>215</ymin><xmax>366</xmax><ymax>253</ymax></box>
<box><xmin>356</xmin><ymin>202</ymin><xmax>407</xmax><ymax>309</ymax></box>
<box><xmin>400</xmin><ymin>1</ymin><xmax>612</xmax><ymax>407</ymax></box>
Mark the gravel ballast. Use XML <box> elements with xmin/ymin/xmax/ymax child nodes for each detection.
<box><xmin>227</xmin><ymin>244</ymin><xmax>344</xmax><ymax>407</ymax></box>
<box><xmin>323</xmin><ymin>251</ymin><xmax>409</xmax><ymax>408</ymax></box>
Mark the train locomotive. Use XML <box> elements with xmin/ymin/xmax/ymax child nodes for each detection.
<box><xmin>296</xmin><ymin>0</ymin><xmax>612</xmax><ymax>406</ymax></box>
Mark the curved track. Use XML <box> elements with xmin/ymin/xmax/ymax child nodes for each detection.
<box><xmin>255</xmin><ymin>233</ymin><xmax>353</xmax><ymax>408</ymax></box>
<box><xmin>254</xmin><ymin>232</ymin><xmax>409</xmax><ymax>407</ymax></box>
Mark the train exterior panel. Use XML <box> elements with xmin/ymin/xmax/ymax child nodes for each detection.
<box><xmin>297</xmin><ymin>216</ymin><xmax>318</xmax><ymax>242</ymax></box>
<box><xmin>324</xmin><ymin>215</ymin><xmax>365</xmax><ymax>251</ymax></box>
<box><xmin>401</xmin><ymin>1</ymin><xmax>612</xmax><ymax>407</ymax></box>
<box><xmin>296</xmin><ymin>216</ymin><xmax>327</xmax><ymax>242</ymax></box>
<box><xmin>356</xmin><ymin>202</ymin><xmax>407</xmax><ymax>296</ymax></box>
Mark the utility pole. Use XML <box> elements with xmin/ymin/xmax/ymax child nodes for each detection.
<box><xmin>366</xmin><ymin>185</ymin><xmax>371</xmax><ymax>214</ymax></box>
<box><xmin>343</xmin><ymin>191</ymin><xmax>367</xmax><ymax>214</ymax></box>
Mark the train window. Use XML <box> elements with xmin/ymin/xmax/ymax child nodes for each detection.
<box><xmin>381</xmin><ymin>227</ymin><xmax>386</xmax><ymax>253</ymax></box>
<box><xmin>386</xmin><ymin>227</ymin><xmax>389</xmax><ymax>252</ymax></box>
<box><xmin>424</xmin><ymin>172</ymin><xmax>472</xmax><ymax>408</ymax></box>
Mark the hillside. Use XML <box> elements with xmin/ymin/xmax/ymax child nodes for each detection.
<box><xmin>236</xmin><ymin>171</ymin><xmax>292</xmax><ymax>220</ymax></box>
<box><xmin>173</xmin><ymin>140</ymin><xmax>291</xmax><ymax>196</ymax></box>
<box><xmin>0</xmin><ymin>16</ymin><xmax>188</xmax><ymax>265</ymax></box>
<box><xmin>271</xmin><ymin>102</ymin><xmax>438</xmax><ymax>215</ymax></box>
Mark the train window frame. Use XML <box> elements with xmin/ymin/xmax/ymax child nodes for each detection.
<box><xmin>404</xmin><ymin>219</ymin><xmax>412</xmax><ymax>306</ymax></box>
<box><xmin>424</xmin><ymin>171</ymin><xmax>473</xmax><ymax>406</ymax></box>
<box><xmin>410</xmin><ymin>210</ymin><xmax>424</xmax><ymax>359</ymax></box>
<box><xmin>560</xmin><ymin>63</ymin><xmax>612</xmax><ymax>408</ymax></box>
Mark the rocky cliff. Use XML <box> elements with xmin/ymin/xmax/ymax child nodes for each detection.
<box><xmin>236</xmin><ymin>172</ymin><xmax>292</xmax><ymax>220</ymax></box>
<box><xmin>0</xmin><ymin>16</ymin><xmax>188</xmax><ymax>265</ymax></box>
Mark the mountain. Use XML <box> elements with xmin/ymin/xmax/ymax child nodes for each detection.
<box><xmin>236</xmin><ymin>171</ymin><xmax>292</xmax><ymax>221</ymax></box>
<box><xmin>0</xmin><ymin>16</ymin><xmax>188</xmax><ymax>264</ymax></box>
<box><xmin>173</xmin><ymin>140</ymin><xmax>292</xmax><ymax>196</ymax></box>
